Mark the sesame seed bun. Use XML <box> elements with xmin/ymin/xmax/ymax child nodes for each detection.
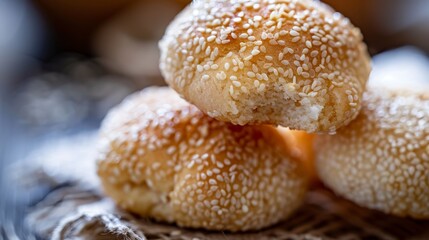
<box><xmin>159</xmin><ymin>0</ymin><xmax>371</xmax><ymax>133</ymax></box>
<box><xmin>315</xmin><ymin>86</ymin><xmax>429</xmax><ymax>219</ymax></box>
<box><xmin>97</xmin><ymin>87</ymin><xmax>308</xmax><ymax>231</ymax></box>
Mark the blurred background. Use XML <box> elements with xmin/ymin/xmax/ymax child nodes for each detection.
<box><xmin>0</xmin><ymin>0</ymin><xmax>428</xmax><ymax>238</ymax></box>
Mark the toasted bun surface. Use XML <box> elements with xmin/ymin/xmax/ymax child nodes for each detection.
<box><xmin>97</xmin><ymin>87</ymin><xmax>308</xmax><ymax>231</ymax></box>
<box><xmin>278</xmin><ymin>128</ymin><xmax>316</xmax><ymax>183</ymax></box>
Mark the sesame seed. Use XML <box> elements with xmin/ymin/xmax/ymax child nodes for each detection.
<box><xmin>232</xmin><ymin>81</ymin><xmax>241</xmax><ymax>87</ymax></box>
<box><xmin>313</xmin><ymin>40</ymin><xmax>322</xmax><ymax>46</ymax></box>
<box><xmin>224</xmin><ymin>63</ymin><xmax>230</xmax><ymax>70</ymax></box>
<box><xmin>207</xmin><ymin>36</ymin><xmax>216</xmax><ymax>42</ymax></box>
<box><xmin>254</xmin><ymin>80</ymin><xmax>260</xmax><ymax>87</ymax></box>
<box><xmin>251</xmin><ymin>49</ymin><xmax>260</xmax><ymax>56</ymax></box>
<box><xmin>290</xmin><ymin>30</ymin><xmax>299</xmax><ymax>36</ymax></box>
<box><xmin>216</xmin><ymin>72</ymin><xmax>227</xmax><ymax>81</ymax></box>
<box><xmin>233</xmin><ymin>17</ymin><xmax>241</xmax><ymax>23</ymax></box>
<box><xmin>239</xmin><ymin>33</ymin><xmax>248</xmax><ymax>38</ymax></box>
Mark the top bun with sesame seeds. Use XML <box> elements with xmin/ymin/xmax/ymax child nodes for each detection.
<box><xmin>315</xmin><ymin>83</ymin><xmax>429</xmax><ymax>219</ymax></box>
<box><xmin>96</xmin><ymin>87</ymin><xmax>308</xmax><ymax>231</ymax></box>
<box><xmin>159</xmin><ymin>0</ymin><xmax>371</xmax><ymax>133</ymax></box>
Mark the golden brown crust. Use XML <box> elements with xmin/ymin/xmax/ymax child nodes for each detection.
<box><xmin>315</xmin><ymin>87</ymin><xmax>429</xmax><ymax>219</ymax></box>
<box><xmin>159</xmin><ymin>0</ymin><xmax>371</xmax><ymax>133</ymax></box>
<box><xmin>278</xmin><ymin>128</ymin><xmax>317</xmax><ymax>183</ymax></box>
<box><xmin>97</xmin><ymin>87</ymin><xmax>308</xmax><ymax>231</ymax></box>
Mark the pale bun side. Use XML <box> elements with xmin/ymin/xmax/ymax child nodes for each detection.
<box><xmin>315</xmin><ymin>86</ymin><xmax>429</xmax><ymax>219</ymax></box>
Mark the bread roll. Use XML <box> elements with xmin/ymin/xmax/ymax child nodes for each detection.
<box><xmin>315</xmin><ymin>86</ymin><xmax>429</xmax><ymax>219</ymax></box>
<box><xmin>97</xmin><ymin>87</ymin><xmax>308</xmax><ymax>231</ymax></box>
<box><xmin>93</xmin><ymin>0</ymin><xmax>190</xmax><ymax>81</ymax></box>
<box><xmin>159</xmin><ymin>0</ymin><xmax>371</xmax><ymax>133</ymax></box>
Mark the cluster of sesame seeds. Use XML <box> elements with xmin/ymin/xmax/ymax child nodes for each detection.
<box><xmin>159</xmin><ymin>0</ymin><xmax>370</xmax><ymax>130</ymax></box>
<box><xmin>316</xmin><ymin>88</ymin><xmax>429</xmax><ymax>218</ymax></box>
<box><xmin>97</xmin><ymin>87</ymin><xmax>307</xmax><ymax>231</ymax></box>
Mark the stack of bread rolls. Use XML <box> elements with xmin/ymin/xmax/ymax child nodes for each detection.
<box><xmin>96</xmin><ymin>0</ymin><xmax>427</xmax><ymax>232</ymax></box>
